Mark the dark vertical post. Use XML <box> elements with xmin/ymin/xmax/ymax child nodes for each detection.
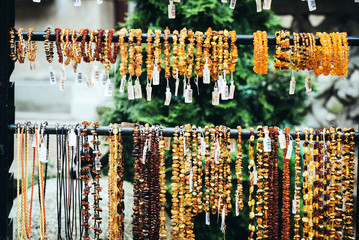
<box><xmin>356</xmin><ymin>126</ymin><xmax>359</xmax><ymax>240</ymax></box>
<box><xmin>0</xmin><ymin>0</ymin><xmax>15</xmax><ymax>239</ymax></box>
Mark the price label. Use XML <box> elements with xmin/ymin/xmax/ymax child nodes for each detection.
<box><xmin>31</xmin><ymin>134</ymin><xmax>36</xmax><ymax>148</ymax></box>
<box><xmin>305</xmin><ymin>73</ymin><xmax>312</xmax><ymax>92</ymax></box>
<box><xmin>97</xmin><ymin>0</ymin><xmax>103</xmax><ymax>4</ymax></box>
<box><xmin>206</xmin><ymin>212</ymin><xmax>210</xmax><ymax>225</ymax></box>
<box><xmin>256</xmin><ymin>0</ymin><xmax>262</xmax><ymax>12</ymax></box>
<box><xmin>253</xmin><ymin>169</ymin><xmax>258</xmax><ymax>185</ymax></box>
<box><xmin>230</xmin><ymin>0</ymin><xmax>237</xmax><ymax>9</ymax></box>
<box><xmin>49</xmin><ymin>67</ymin><xmax>57</xmax><ymax>84</ymax></box>
<box><xmin>201</xmin><ymin>137</ymin><xmax>206</xmax><ymax>156</ymax></box>
<box><xmin>189</xmin><ymin>168</ymin><xmax>193</xmax><ymax>192</ymax></box>
<box><xmin>289</xmin><ymin>79</ymin><xmax>296</xmax><ymax>95</ymax></box>
<box><xmin>92</xmin><ymin>65</ymin><xmax>100</xmax><ymax>83</ymax></box>
<box><xmin>229</xmin><ymin>82</ymin><xmax>235</xmax><ymax>99</ymax></box>
<box><xmin>69</xmin><ymin>129</ymin><xmax>77</xmax><ymax>147</ymax></box>
<box><xmin>74</xmin><ymin>0</ymin><xmax>81</xmax><ymax>6</ymax></box>
<box><xmin>104</xmin><ymin>79</ymin><xmax>113</xmax><ymax>97</ymax></box>
<box><xmin>212</xmin><ymin>88</ymin><xmax>220</xmax><ymax>105</ymax></box>
<box><xmin>168</xmin><ymin>1</ymin><xmax>176</xmax><ymax>19</ymax></box>
<box><xmin>175</xmin><ymin>77</ymin><xmax>180</xmax><ymax>96</ymax></box>
<box><xmin>153</xmin><ymin>68</ymin><xmax>160</xmax><ymax>85</ymax></box>
<box><xmin>33</xmin><ymin>0</ymin><xmax>41</xmax><ymax>2</ymax></box>
<box><xmin>307</xmin><ymin>0</ymin><xmax>316</xmax><ymax>11</ymax></box>
<box><xmin>263</xmin><ymin>0</ymin><xmax>272</xmax><ymax>10</ymax></box>
<box><xmin>203</xmin><ymin>64</ymin><xmax>211</xmax><ymax>84</ymax></box>
<box><xmin>30</xmin><ymin>61</ymin><xmax>38</xmax><ymax>72</ymax></box>
<box><xmin>278</xmin><ymin>130</ymin><xmax>286</xmax><ymax>149</ymax></box>
<box><xmin>76</xmin><ymin>70</ymin><xmax>83</xmax><ymax>84</ymax></box>
<box><xmin>286</xmin><ymin>140</ymin><xmax>293</xmax><ymax>159</ymax></box>
<box><xmin>230</xmin><ymin>139</ymin><xmax>236</xmax><ymax>152</ymax></box>
<box><xmin>164</xmin><ymin>87</ymin><xmax>172</xmax><ymax>106</ymax></box>
<box><xmin>263</xmin><ymin>134</ymin><xmax>271</xmax><ymax>152</ymax></box>
<box><xmin>86</xmin><ymin>71</ymin><xmax>94</xmax><ymax>88</ymax></box>
<box><xmin>120</xmin><ymin>75</ymin><xmax>126</xmax><ymax>93</ymax></box>
<box><xmin>72</xmin><ymin>61</ymin><xmax>78</xmax><ymax>73</ymax></box>
<box><xmin>222</xmin><ymin>84</ymin><xmax>229</xmax><ymax>100</ymax></box>
<box><xmin>101</xmin><ymin>70</ymin><xmax>107</xmax><ymax>85</ymax></box>
<box><xmin>134</xmin><ymin>79</ymin><xmax>142</xmax><ymax>99</ymax></box>
<box><xmin>292</xmin><ymin>199</ymin><xmax>297</xmax><ymax>214</ymax></box>
<box><xmin>221</xmin><ymin>0</ymin><xmax>227</xmax><ymax>2</ymax></box>
<box><xmin>185</xmin><ymin>87</ymin><xmax>193</xmax><ymax>103</ymax></box>
<box><xmin>146</xmin><ymin>83</ymin><xmax>152</xmax><ymax>102</ymax></box>
<box><xmin>95</xmin><ymin>156</ymin><xmax>101</xmax><ymax>171</ymax></box>
<box><xmin>60</xmin><ymin>64</ymin><xmax>66</xmax><ymax>91</ymax></box>
<box><xmin>235</xmin><ymin>193</ymin><xmax>239</xmax><ymax>216</ymax></box>
<box><xmin>128</xmin><ymin>81</ymin><xmax>135</xmax><ymax>100</ymax></box>
<box><xmin>39</xmin><ymin>146</ymin><xmax>48</xmax><ymax>163</ymax></box>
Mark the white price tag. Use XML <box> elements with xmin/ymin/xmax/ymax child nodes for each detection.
<box><xmin>230</xmin><ymin>139</ymin><xmax>236</xmax><ymax>152</ymax></box>
<box><xmin>95</xmin><ymin>156</ymin><xmax>101</xmax><ymax>171</ymax></box>
<box><xmin>278</xmin><ymin>130</ymin><xmax>286</xmax><ymax>149</ymax></box>
<box><xmin>212</xmin><ymin>88</ymin><xmax>220</xmax><ymax>105</ymax></box>
<box><xmin>97</xmin><ymin>0</ymin><xmax>103</xmax><ymax>4</ymax></box>
<box><xmin>185</xmin><ymin>86</ymin><xmax>193</xmax><ymax>103</ymax></box>
<box><xmin>215</xmin><ymin>141</ymin><xmax>220</xmax><ymax>164</ymax></box>
<box><xmin>49</xmin><ymin>67</ymin><xmax>57</xmax><ymax>84</ymax></box>
<box><xmin>69</xmin><ymin>129</ymin><xmax>77</xmax><ymax>147</ymax></box>
<box><xmin>220</xmin><ymin>205</ymin><xmax>226</xmax><ymax>231</ymax></box>
<box><xmin>175</xmin><ymin>75</ymin><xmax>180</xmax><ymax>96</ymax></box>
<box><xmin>263</xmin><ymin>0</ymin><xmax>272</xmax><ymax>10</ymax></box>
<box><xmin>189</xmin><ymin>168</ymin><xmax>193</xmax><ymax>192</ymax></box>
<box><xmin>101</xmin><ymin>70</ymin><xmax>107</xmax><ymax>85</ymax></box>
<box><xmin>256</xmin><ymin>0</ymin><xmax>262</xmax><ymax>12</ymax></box>
<box><xmin>221</xmin><ymin>84</ymin><xmax>229</xmax><ymax>100</ymax></box>
<box><xmin>86</xmin><ymin>71</ymin><xmax>94</xmax><ymax>88</ymax></box>
<box><xmin>39</xmin><ymin>146</ymin><xmax>48</xmax><ymax>163</ymax></box>
<box><xmin>305</xmin><ymin>73</ymin><xmax>312</xmax><ymax>92</ymax></box>
<box><xmin>104</xmin><ymin>79</ymin><xmax>113</xmax><ymax>97</ymax></box>
<box><xmin>74</xmin><ymin>0</ymin><xmax>81</xmax><ymax>6</ymax></box>
<box><xmin>146</xmin><ymin>83</ymin><xmax>152</xmax><ymax>102</ymax></box>
<box><xmin>289</xmin><ymin>79</ymin><xmax>296</xmax><ymax>95</ymax></box>
<box><xmin>120</xmin><ymin>75</ymin><xmax>126</xmax><ymax>93</ymax></box>
<box><xmin>286</xmin><ymin>140</ymin><xmax>293</xmax><ymax>159</ymax></box>
<box><xmin>229</xmin><ymin>81</ymin><xmax>235</xmax><ymax>99</ymax></box>
<box><xmin>253</xmin><ymin>169</ymin><xmax>258</xmax><ymax>185</ymax></box>
<box><xmin>307</xmin><ymin>0</ymin><xmax>316</xmax><ymax>11</ymax></box>
<box><xmin>230</xmin><ymin>0</ymin><xmax>237</xmax><ymax>9</ymax></box>
<box><xmin>134</xmin><ymin>79</ymin><xmax>142</xmax><ymax>99</ymax></box>
<box><xmin>292</xmin><ymin>199</ymin><xmax>297</xmax><ymax>214</ymax></box>
<box><xmin>222</xmin><ymin>0</ymin><xmax>227</xmax><ymax>2</ymax></box>
<box><xmin>235</xmin><ymin>193</ymin><xmax>239</xmax><ymax>216</ymax></box>
<box><xmin>153</xmin><ymin>68</ymin><xmax>160</xmax><ymax>85</ymax></box>
<box><xmin>60</xmin><ymin>64</ymin><xmax>66</xmax><ymax>91</ymax></box>
<box><xmin>174</xmin><ymin>0</ymin><xmax>181</xmax><ymax>2</ymax></box>
<box><xmin>33</xmin><ymin>0</ymin><xmax>41</xmax><ymax>2</ymax></box>
<box><xmin>164</xmin><ymin>87</ymin><xmax>172</xmax><ymax>106</ymax></box>
<box><xmin>263</xmin><ymin>134</ymin><xmax>271</xmax><ymax>152</ymax></box>
<box><xmin>30</xmin><ymin>61</ymin><xmax>38</xmax><ymax>72</ymax></box>
<box><xmin>31</xmin><ymin>134</ymin><xmax>36</xmax><ymax>148</ymax></box>
<box><xmin>92</xmin><ymin>65</ymin><xmax>100</xmax><ymax>83</ymax></box>
<box><xmin>201</xmin><ymin>137</ymin><xmax>206</xmax><ymax>156</ymax></box>
<box><xmin>76</xmin><ymin>69</ymin><xmax>83</xmax><ymax>84</ymax></box>
<box><xmin>142</xmin><ymin>144</ymin><xmax>148</xmax><ymax>164</ymax></box>
<box><xmin>168</xmin><ymin>1</ymin><xmax>176</xmax><ymax>19</ymax></box>
<box><xmin>203</xmin><ymin>63</ymin><xmax>211</xmax><ymax>84</ymax></box>
<box><xmin>72</xmin><ymin>61</ymin><xmax>78</xmax><ymax>73</ymax></box>
<box><xmin>128</xmin><ymin>80</ymin><xmax>135</xmax><ymax>100</ymax></box>
<box><xmin>206</xmin><ymin>212</ymin><xmax>210</xmax><ymax>225</ymax></box>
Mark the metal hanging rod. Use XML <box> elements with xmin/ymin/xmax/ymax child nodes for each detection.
<box><xmin>8</xmin><ymin>124</ymin><xmax>359</xmax><ymax>141</ymax></box>
<box><xmin>15</xmin><ymin>31</ymin><xmax>359</xmax><ymax>46</ymax></box>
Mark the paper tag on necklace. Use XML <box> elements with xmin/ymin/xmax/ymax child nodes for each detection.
<box><xmin>100</xmin><ymin>69</ymin><xmax>107</xmax><ymax>85</ymax></box>
<box><xmin>174</xmin><ymin>77</ymin><xmax>180</xmax><ymax>96</ymax></box>
<box><xmin>292</xmin><ymin>199</ymin><xmax>297</xmax><ymax>214</ymax></box>
<box><xmin>289</xmin><ymin>79</ymin><xmax>296</xmax><ymax>95</ymax></box>
<box><xmin>201</xmin><ymin>137</ymin><xmax>206</xmax><ymax>156</ymax></box>
<box><xmin>33</xmin><ymin>0</ymin><xmax>41</xmax><ymax>2</ymax></box>
<box><xmin>189</xmin><ymin>168</ymin><xmax>194</xmax><ymax>192</ymax></box>
<box><xmin>153</xmin><ymin>68</ymin><xmax>160</xmax><ymax>85</ymax></box>
<box><xmin>253</xmin><ymin>169</ymin><xmax>258</xmax><ymax>185</ymax></box>
<box><xmin>97</xmin><ymin>0</ymin><xmax>103</xmax><ymax>4</ymax></box>
<box><xmin>31</xmin><ymin>134</ymin><xmax>36</xmax><ymax>148</ymax></box>
<box><xmin>235</xmin><ymin>193</ymin><xmax>239</xmax><ymax>216</ymax></box>
<box><xmin>278</xmin><ymin>130</ymin><xmax>286</xmax><ymax>149</ymax></box>
<box><xmin>263</xmin><ymin>133</ymin><xmax>271</xmax><ymax>152</ymax></box>
<box><xmin>222</xmin><ymin>84</ymin><xmax>229</xmax><ymax>100</ymax></box>
<box><xmin>342</xmin><ymin>196</ymin><xmax>347</xmax><ymax>211</ymax></box>
<box><xmin>60</xmin><ymin>64</ymin><xmax>66</xmax><ymax>91</ymax></box>
<box><xmin>203</xmin><ymin>64</ymin><xmax>211</xmax><ymax>84</ymax></box>
<box><xmin>92</xmin><ymin>65</ymin><xmax>100</xmax><ymax>83</ymax></box>
<box><xmin>212</xmin><ymin>88</ymin><xmax>220</xmax><ymax>105</ymax></box>
<box><xmin>307</xmin><ymin>0</ymin><xmax>316</xmax><ymax>11</ymax></box>
<box><xmin>120</xmin><ymin>75</ymin><xmax>126</xmax><ymax>93</ymax></box>
<box><xmin>174</xmin><ymin>0</ymin><xmax>180</xmax><ymax>2</ymax></box>
<box><xmin>94</xmin><ymin>156</ymin><xmax>101</xmax><ymax>171</ymax></box>
<box><xmin>76</xmin><ymin>69</ymin><xmax>83</xmax><ymax>84</ymax></box>
<box><xmin>230</xmin><ymin>0</ymin><xmax>237</xmax><ymax>9</ymax></box>
<box><xmin>215</xmin><ymin>140</ymin><xmax>220</xmax><ymax>164</ymax></box>
<box><xmin>128</xmin><ymin>80</ymin><xmax>135</xmax><ymax>100</ymax></box>
<box><xmin>72</xmin><ymin>61</ymin><xmax>78</xmax><ymax>73</ymax></box>
<box><xmin>220</xmin><ymin>206</ymin><xmax>226</xmax><ymax>231</ymax></box>
<box><xmin>39</xmin><ymin>146</ymin><xmax>48</xmax><ymax>163</ymax></box>
<box><xmin>305</xmin><ymin>73</ymin><xmax>312</xmax><ymax>92</ymax></box>
<box><xmin>104</xmin><ymin>79</ymin><xmax>113</xmax><ymax>97</ymax></box>
<box><xmin>286</xmin><ymin>140</ymin><xmax>293</xmax><ymax>159</ymax></box>
<box><xmin>194</xmin><ymin>76</ymin><xmax>200</xmax><ymax>95</ymax></box>
<box><xmin>256</xmin><ymin>0</ymin><xmax>262</xmax><ymax>12</ymax></box>
<box><xmin>142</xmin><ymin>144</ymin><xmax>148</xmax><ymax>164</ymax></box>
<box><xmin>164</xmin><ymin>87</ymin><xmax>172</xmax><ymax>106</ymax></box>
<box><xmin>168</xmin><ymin>1</ymin><xmax>176</xmax><ymax>19</ymax></box>
<box><xmin>217</xmin><ymin>194</ymin><xmax>222</xmax><ymax>221</ymax></box>
<box><xmin>146</xmin><ymin>83</ymin><xmax>152</xmax><ymax>101</ymax></box>
<box><xmin>230</xmin><ymin>139</ymin><xmax>236</xmax><ymax>152</ymax></box>
<box><xmin>221</xmin><ymin>0</ymin><xmax>227</xmax><ymax>2</ymax></box>
<box><xmin>134</xmin><ymin>79</ymin><xmax>142</xmax><ymax>99</ymax></box>
<box><xmin>30</xmin><ymin>61</ymin><xmax>38</xmax><ymax>72</ymax></box>
<box><xmin>69</xmin><ymin>129</ymin><xmax>77</xmax><ymax>147</ymax></box>
<box><xmin>229</xmin><ymin>81</ymin><xmax>235</xmax><ymax>99</ymax></box>
<box><xmin>74</xmin><ymin>0</ymin><xmax>81</xmax><ymax>6</ymax></box>
<box><xmin>185</xmin><ymin>86</ymin><xmax>193</xmax><ymax>103</ymax></box>
<box><xmin>263</xmin><ymin>0</ymin><xmax>272</xmax><ymax>10</ymax></box>
<box><xmin>86</xmin><ymin>70</ymin><xmax>94</xmax><ymax>88</ymax></box>
<box><xmin>206</xmin><ymin>212</ymin><xmax>210</xmax><ymax>225</ymax></box>
<box><xmin>49</xmin><ymin>67</ymin><xmax>57</xmax><ymax>84</ymax></box>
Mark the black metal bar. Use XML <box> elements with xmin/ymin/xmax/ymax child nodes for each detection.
<box><xmin>0</xmin><ymin>0</ymin><xmax>15</xmax><ymax>238</ymax></box>
<box><xmin>7</xmin><ymin>124</ymin><xmax>359</xmax><ymax>141</ymax></box>
<box><xmin>15</xmin><ymin>31</ymin><xmax>359</xmax><ymax>46</ymax></box>
<box><xmin>356</xmin><ymin>125</ymin><xmax>359</xmax><ymax>240</ymax></box>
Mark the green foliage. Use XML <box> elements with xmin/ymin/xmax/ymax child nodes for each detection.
<box><xmin>101</xmin><ymin>0</ymin><xmax>309</xmax><ymax>239</ymax></box>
